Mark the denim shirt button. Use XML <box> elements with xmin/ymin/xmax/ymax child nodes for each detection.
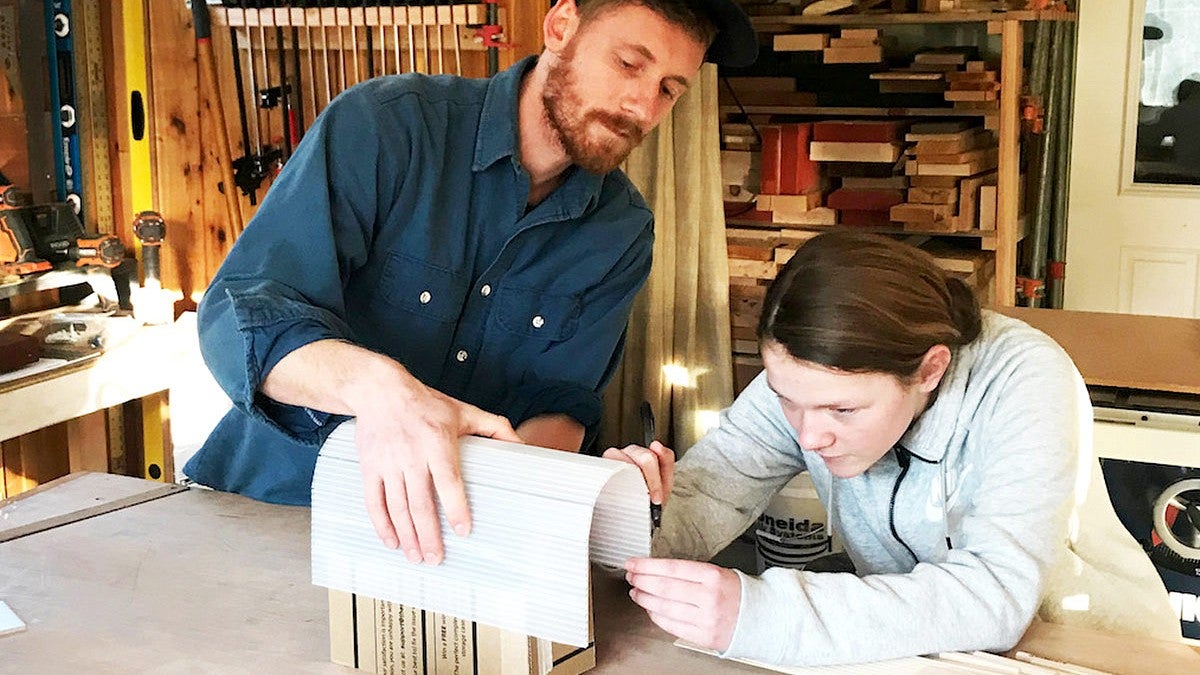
<box><xmin>456</xmin><ymin>349</ymin><xmax>469</xmax><ymax>362</ymax></box>
<box><xmin>531</xmin><ymin>315</ymin><xmax>545</xmax><ymax>329</ymax></box>
<box><xmin>480</xmin><ymin>284</ymin><xmax>492</xmax><ymax>297</ymax></box>
<box><xmin>419</xmin><ymin>291</ymin><xmax>432</xmax><ymax>304</ymax></box>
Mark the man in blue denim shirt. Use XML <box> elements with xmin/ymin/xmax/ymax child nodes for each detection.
<box><xmin>185</xmin><ymin>0</ymin><xmax>756</xmax><ymax>565</ymax></box>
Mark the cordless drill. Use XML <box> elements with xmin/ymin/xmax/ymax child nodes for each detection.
<box><xmin>0</xmin><ymin>185</ymin><xmax>125</xmax><ymax>276</ymax></box>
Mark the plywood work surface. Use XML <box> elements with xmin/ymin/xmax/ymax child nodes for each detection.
<box><xmin>998</xmin><ymin>307</ymin><xmax>1200</xmax><ymax>395</ymax></box>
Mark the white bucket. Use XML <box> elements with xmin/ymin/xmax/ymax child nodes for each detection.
<box><xmin>755</xmin><ymin>473</ymin><xmax>842</xmax><ymax>572</ymax></box>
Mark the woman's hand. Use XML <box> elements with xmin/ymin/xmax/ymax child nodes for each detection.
<box><xmin>624</xmin><ymin>557</ymin><xmax>741</xmax><ymax>652</ymax></box>
<box><xmin>602</xmin><ymin>441</ymin><xmax>674</xmax><ymax>508</ymax></box>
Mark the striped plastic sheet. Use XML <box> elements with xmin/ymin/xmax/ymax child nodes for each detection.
<box><xmin>312</xmin><ymin>421</ymin><xmax>651</xmax><ymax>647</ymax></box>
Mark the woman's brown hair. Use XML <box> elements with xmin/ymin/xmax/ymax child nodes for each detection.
<box><xmin>757</xmin><ymin>231</ymin><xmax>982</xmax><ymax>380</ymax></box>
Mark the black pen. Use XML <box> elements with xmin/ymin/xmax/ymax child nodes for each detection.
<box><xmin>640</xmin><ymin>401</ymin><xmax>662</xmax><ymax>529</ymax></box>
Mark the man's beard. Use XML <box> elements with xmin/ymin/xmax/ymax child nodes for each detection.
<box><xmin>542</xmin><ymin>48</ymin><xmax>646</xmax><ymax>175</ymax></box>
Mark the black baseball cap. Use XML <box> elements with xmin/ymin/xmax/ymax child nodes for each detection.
<box><xmin>693</xmin><ymin>0</ymin><xmax>759</xmax><ymax>68</ymax></box>
<box><xmin>553</xmin><ymin>0</ymin><xmax>760</xmax><ymax>68</ymax></box>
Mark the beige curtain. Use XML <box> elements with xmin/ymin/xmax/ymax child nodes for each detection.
<box><xmin>599</xmin><ymin>64</ymin><xmax>733</xmax><ymax>456</ymax></box>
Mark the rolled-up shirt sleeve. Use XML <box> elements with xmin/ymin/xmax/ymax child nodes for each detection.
<box><xmin>198</xmin><ymin>87</ymin><xmax>400</xmax><ymax>444</ymax></box>
<box><xmin>501</xmin><ymin>219</ymin><xmax>653</xmax><ymax>447</ymax></box>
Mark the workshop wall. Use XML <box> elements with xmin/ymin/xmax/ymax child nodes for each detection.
<box><xmin>135</xmin><ymin>1</ymin><xmax>547</xmax><ymax>310</ymax></box>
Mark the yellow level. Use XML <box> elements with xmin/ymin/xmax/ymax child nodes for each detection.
<box><xmin>120</xmin><ymin>0</ymin><xmax>165</xmax><ymax>483</ymax></box>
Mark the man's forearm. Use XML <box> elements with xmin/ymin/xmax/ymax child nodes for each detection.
<box><xmin>260</xmin><ymin>339</ymin><xmax>413</xmax><ymax>416</ymax></box>
<box><xmin>517</xmin><ymin>414</ymin><xmax>585</xmax><ymax>452</ymax></box>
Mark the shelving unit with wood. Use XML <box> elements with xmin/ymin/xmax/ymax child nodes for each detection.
<box><xmin>721</xmin><ymin>8</ymin><xmax>1077</xmax><ymax>392</ymax></box>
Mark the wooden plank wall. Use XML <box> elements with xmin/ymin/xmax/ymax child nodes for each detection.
<box><xmin>138</xmin><ymin>1</ymin><xmax>547</xmax><ymax>308</ymax></box>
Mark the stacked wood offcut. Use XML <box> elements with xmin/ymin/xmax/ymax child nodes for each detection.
<box><xmin>945</xmin><ymin>60</ymin><xmax>1001</xmax><ymax>114</ymax></box>
<box><xmin>809</xmin><ymin>120</ymin><xmax>908</xmax><ymax>228</ymax></box>
<box><xmin>919</xmin><ymin>240</ymin><xmax>997</xmax><ymax>304</ymax></box>
<box><xmin>870</xmin><ymin>50</ymin><xmax>1000</xmax><ymax>117</ymax></box>
<box><xmin>919</xmin><ymin>0</ymin><xmax>1013</xmax><ymax>12</ymax></box>
<box><xmin>727</xmin><ymin>227</ymin><xmax>818</xmax><ymax>356</ymax></box>
<box><xmin>719</xmin><ymin>76</ymin><xmax>818</xmax><ymax>108</ymax></box>
<box><xmin>890</xmin><ymin>121</ymin><xmax>998</xmax><ymax>232</ymax></box>
<box><xmin>773</xmin><ymin>27</ymin><xmax>884</xmax><ymax>65</ymax></box>
<box><xmin>868</xmin><ymin>48</ymin><xmax>971</xmax><ymax>96</ymax></box>
<box><xmin>824</xmin><ymin>28</ymin><xmax>884</xmax><ymax>64</ymax></box>
<box><xmin>758</xmin><ymin>123</ymin><xmax>836</xmax><ymax>225</ymax></box>
<box><xmin>773</xmin><ymin>32</ymin><xmax>831</xmax><ymax>54</ymax></box>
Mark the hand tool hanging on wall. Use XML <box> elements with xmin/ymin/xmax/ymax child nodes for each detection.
<box><xmin>363</xmin><ymin>0</ymin><xmax>375</xmax><ymax>79</ymax></box>
<box><xmin>420</xmin><ymin>0</ymin><xmax>431</xmax><ymax>74</ymax></box>
<box><xmin>299</xmin><ymin>0</ymin><xmax>319</xmax><ymax>119</ymax></box>
<box><xmin>316</xmin><ymin>0</ymin><xmax>332</xmax><ymax>108</ymax></box>
<box><xmin>483</xmin><ymin>0</ymin><xmax>503</xmax><ymax>76</ymax></box>
<box><xmin>433</xmin><ymin>0</ymin><xmax>445</xmax><ymax>74</ymax></box>
<box><xmin>47</xmin><ymin>1</ymin><xmax>83</xmax><ymax>216</ymax></box>
<box><xmin>406</xmin><ymin>0</ymin><xmax>417</xmax><ymax>73</ymax></box>
<box><xmin>229</xmin><ymin>1</ymin><xmax>280</xmax><ymax>205</ymax></box>
<box><xmin>449</xmin><ymin>0</ymin><xmax>462</xmax><ymax>74</ymax></box>
<box><xmin>254</xmin><ymin>2</ymin><xmax>275</xmax><ymax>134</ymax></box>
<box><xmin>191</xmin><ymin>0</ymin><xmax>245</xmax><ymax>234</ymax></box>
<box><xmin>335</xmin><ymin>1</ymin><xmax>348</xmax><ymax>92</ymax></box>
<box><xmin>289</xmin><ymin>0</ymin><xmax>306</xmax><ymax>144</ymax></box>
<box><xmin>272</xmin><ymin>1</ymin><xmax>294</xmax><ymax>159</ymax></box>
<box><xmin>227</xmin><ymin>1</ymin><xmax>256</xmax><ymax>202</ymax></box>
<box><xmin>389</xmin><ymin>0</ymin><xmax>402</xmax><ymax>74</ymax></box>
<box><xmin>76</xmin><ymin>0</ymin><xmax>115</xmax><ymax>235</ymax></box>
<box><xmin>348</xmin><ymin>0</ymin><xmax>360</xmax><ymax>85</ymax></box>
<box><xmin>375</xmin><ymin>0</ymin><xmax>386</xmax><ymax>76</ymax></box>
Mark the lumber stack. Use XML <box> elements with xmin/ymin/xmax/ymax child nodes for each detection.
<box><xmin>773</xmin><ymin>32</ymin><xmax>831</xmax><ymax>53</ymax></box>
<box><xmin>727</xmin><ymin>227</ymin><xmax>818</xmax><ymax>354</ymax></box>
<box><xmin>867</xmin><ymin>48</ymin><xmax>975</xmax><ymax>96</ymax></box>
<box><xmin>809</xmin><ymin>120</ymin><xmax>907</xmax><ymax>228</ymax></box>
<box><xmin>824</xmin><ymin>28</ymin><xmax>883</xmax><ymax>64</ymax></box>
<box><xmin>758</xmin><ymin>123</ymin><xmax>836</xmax><ymax>225</ymax></box>
<box><xmin>919</xmin><ymin>0</ymin><xmax>1013</xmax><ymax>12</ymax></box>
<box><xmin>945</xmin><ymin>61</ymin><xmax>1001</xmax><ymax>114</ymax></box>
<box><xmin>891</xmin><ymin>121</ymin><xmax>998</xmax><ymax>232</ymax></box>
<box><xmin>869</xmin><ymin>50</ymin><xmax>1000</xmax><ymax>117</ymax></box>
<box><xmin>919</xmin><ymin>240</ymin><xmax>997</xmax><ymax>304</ymax></box>
<box><xmin>719</xmin><ymin>76</ymin><xmax>818</xmax><ymax>108</ymax></box>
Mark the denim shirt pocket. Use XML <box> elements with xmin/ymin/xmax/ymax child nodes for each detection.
<box><xmin>368</xmin><ymin>252</ymin><xmax>468</xmax><ymax>381</ymax></box>
<box><xmin>376</xmin><ymin>253</ymin><xmax>468</xmax><ymax>322</ymax></box>
<box><xmin>494</xmin><ymin>286</ymin><xmax>581</xmax><ymax>342</ymax></box>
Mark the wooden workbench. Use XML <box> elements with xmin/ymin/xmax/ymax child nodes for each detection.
<box><xmin>0</xmin><ymin>318</ymin><xmax>188</xmax><ymax>442</ymax></box>
<box><xmin>997</xmin><ymin>307</ymin><xmax>1200</xmax><ymax>395</ymax></box>
<box><xmin>0</xmin><ymin>315</ymin><xmax>192</xmax><ymax>497</ymax></box>
<box><xmin>2</xmin><ymin>483</ymin><xmax>1198</xmax><ymax>673</ymax></box>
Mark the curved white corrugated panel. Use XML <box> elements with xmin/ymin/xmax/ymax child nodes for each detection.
<box><xmin>311</xmin><ymin>420</ymin><xmax>651</xmax><ymax>647</ymax></box>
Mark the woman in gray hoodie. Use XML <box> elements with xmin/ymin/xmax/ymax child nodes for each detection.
<box><xmin>607</xmin><ymin>231</ymin><xmax>1178</xmax><ymax>667</ymax></box>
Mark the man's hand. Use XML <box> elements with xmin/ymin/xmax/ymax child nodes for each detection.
<box><xmin>259</xmin><ymin>339</ymin><xmax>521</xmax><ymax>564</ymax></box>
<box><xmin>624</xmin><ymin>557</ymin><xmax>741</xmax><ymax>652</ymax></box>
<box><xmin>351</xmin><ymin>373</ymin><xmax>520</xmax><ymax>565</ymax></box>
<box><xmin>603</xmin><ymin>441</ymin><xmax>674</xmax><ymax>508</ymax></box>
